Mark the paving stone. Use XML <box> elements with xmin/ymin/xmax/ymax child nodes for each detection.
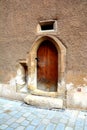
<box><xmin>74</xmin><ymin>127</ymin><xmax>83</xmax><ymax>130</ymax></box>
<box><xmin>9</xmin><ymin>110</ymin><xmax>18</xmax><ymax>116</ymax></box>
<box><xmin>85</xmin><ymin>119</ymin><xmax>87</xmax><ymax>124</ymax></box>
<box><xmin>75</xmin><ymin>119</ymin><xmax>84</xmax><ymax>127</ymax></box>
<box><xmin>51</xmin><ymin>117</ymin><xmax>60</xmax><ymax>124</ymax></box>
<box><xmin>60</xmin><ymin>118</ymin><xmax>68</xmax><ymax>124</ymax></box>
<box><xmin>31</xmin><ymin>118</ymin><xmax>41</xmax><ymax>126</ymax></box>
<box><xmin>46</xmin><ymin>114</ymin><xmax>54</xmax><ymax>119</ymax></box>
<box><xmin>0</xmin><ymin>124</ymin><xmax>8</xmax><ymax>129</ymax></box>
<box><xmin>65</xmin><ymin>126</ymin><xmax>73</xmax><ymax>130</ymax></box>
<box><xmin>0</xmin><ymin>117</ymin><xmax>8</xmax><ymax>123</ymax></box>
<box><xmin>74</xmin><ymin>126</ymin><xmax>83</xmax><ymax>130</ymax></box>
<box><xmin>6</xmin><ymin>127</ymin><xmax>14</xmax><ymax>130</ymax></box>
<box><xmin>16</xmin><ymin>117</ymin><xmax>25</xmax><ymax>123</ymax></box>
<box><xmin>61</xmin><ymin>116</ymin><xmax>69</xmax><ymax>120</ymax></box>
<box><xmin>26</xmin><ymin>107</ymin><xmax>36</xmax><ymax>113</ymax></box>
<box><xmin>23</xmin><ymin>112</ymin><xmax>31</xmax><ymax>117</ymax></box>
<box><xmin>39</xmin><ymin>109</ymin><xmax>48</xmax><ymax>115</ymax></box>
<box><xmin>84</xmin><ymin>126</ymin><xmax>87</xmax><ymax>130</ymax></box>
<box><xmin>54</xmin><ymin>111</ymin><xmax>63</xmax><ymax>118</ymax></box>
<box><xmin>0</xmin><ymin>120</ymin><xmax>5</xmax><ymax>125</ymax></box>
<box><xmin>3</xmin><ymin>115</ymin><xmax>12</xmax><ymax>120</ymax></box>
<box><xmin>10</xmin><ymin>122</ymin><xmax>20</xmax><ymax>128</ymax></box>
<box><xmin>20</xmin><ymin>108</ymin><xmax>28</xmax><ymax>113</ymax></box>
<box><xmin>14</xmin><ymin>113</ymin><xmax>23</xmax><ymax>118</ymax></box>
<box><xmin>41</xmin><ymin>119</ymin><xmax>51</xmax><ymax>125</ymax></box>
<box><xmin>0</xmin><ymin>113</ymin><xmax>7</xmax><ymax>119</ymax></box>
<box><xmin>26</xmin><ymin>125</ymin><xmax>35</xmax><ymax>130</ymax></box>
<box><xmin>37</xmin><ymin>113</ymin><xmax>46</xmax><ymax>118</ymax></box>
<box><xmin>0</xmin><ymin>110</ymin><xmax>3</xmax><ymax>113</ymax></box>
<box><xmin>6</xmin><ymin>118</ymin><xmax>16</xmax><ymax>125</ymax></box>
<box><xmin>36</xmin><ymin>124</ymin><xmax>46</xmax><ymax>130</ymax></box>
<box><xmin>56</xmin><ymin>123</ymin><xmax>65</xmax><ymax>130</ymax></box>
<box><xmin>46</xmin><ymin>123</ymin><xmax>56</xmax><ymax>130</ymax></box>
<box><xmin>21</xmin><ymin>120</ymin><xmax>30</xmax><ymax>126</ymax></box>
<box><xmin>67</xmin><ymin>122</ymin><xmax>75</xmax><ymax>127</ymax></box>
<box><xmin>27</xmin><ymin>115</ymin><xmax>36</xmax><ymax>121</ymax></box>
<box><xmin>78</xmin><ymin>111</ymin><xmax>86</xmax><ymax>119</ymax></box>
<box><xmin>15</xmin><ymin>126</ymin><xmax>25</xmax><ymax>130</ymax></box>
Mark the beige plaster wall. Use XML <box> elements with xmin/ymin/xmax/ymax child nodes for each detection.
<box><xmin>0</xmin><ymin>0</ymin><xmax>87</xmax><ymax>84</ymax></box>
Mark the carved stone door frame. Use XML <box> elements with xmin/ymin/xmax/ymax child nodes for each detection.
<box><xmin>27</xmin><ymin>35</ymin><xmax>66</xmax><ymax>97</ymax></box>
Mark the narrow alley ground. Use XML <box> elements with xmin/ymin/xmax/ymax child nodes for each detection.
<box><xmin>0</xmin><ymin>97</ymin><xmax>87</xmax><ymax>130</ymax></box>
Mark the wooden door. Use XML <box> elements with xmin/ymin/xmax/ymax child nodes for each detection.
<box><xmin>37</xmin><ymin>40</ymin><xmax>58</xmax><ymax>92</ymax></box>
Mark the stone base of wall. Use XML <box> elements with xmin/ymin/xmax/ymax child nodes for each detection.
<box><xmin>67</xmin><ymin>88</ymin><xmax>87</xmax><ymax>110</ymax></box>
<box><xmin>0</xmin><ymin>84</ymin><xmax>27</xmax><ymax>101</ymax></box>
<box><xmin>1</xmin><ymin>83</ymin><xmax>87</xmax><ymax>110</ymax></box>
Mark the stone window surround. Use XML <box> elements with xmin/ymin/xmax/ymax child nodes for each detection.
<box><xmin>37</xmin><ymin>20</ymin><xmax>57</xmax><ymax>33</ymax></box>
<box><xmin>27</xmin><ymin>35</ymin><xmax>66</xmax><ymax>97</ymax></box>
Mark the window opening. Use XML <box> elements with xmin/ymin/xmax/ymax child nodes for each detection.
<box><xmin>38</xmin><ymin>20</ymin><xmax>56</xmax><ymax>32</ymax></box>
<box><xmin>41</xmin><ymin>22</ymin><xmax>54</xmax><ymax>30</ymax></box>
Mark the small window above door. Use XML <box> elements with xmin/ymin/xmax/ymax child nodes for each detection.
<box><xmin>37</xmin><ymin>20</ymin><xmax>57</xmax><ymax>33</ymax></box>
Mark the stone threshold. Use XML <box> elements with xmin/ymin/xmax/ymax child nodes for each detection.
<box><xmin>31</xmin><ymin>89</ymin><xmax>58</xmax><ymax>98</ymax></box>
<box><xmin>24</xmin><ymin>94</ymin><xmax>64</xmax><ymax>109</ymax></box>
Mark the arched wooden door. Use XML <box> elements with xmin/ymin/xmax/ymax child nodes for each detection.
<box><xmin>37</xmin><ymin>40</ymin><xmax>58</xmax><ymax>92</ymax></box>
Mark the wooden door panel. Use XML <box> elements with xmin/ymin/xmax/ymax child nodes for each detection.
<box><xmin>37</xmin><ymin>40</ymin><xmax>58</xmax><ymax>92</ymax></box>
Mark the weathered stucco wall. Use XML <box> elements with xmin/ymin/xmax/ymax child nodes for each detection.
<box><xmin>0</xmin><ymin>0</ymin><xmax>87</xmax><ymax>84</ymax></box>
<box><xmin>0</xmin><ymin>0</ymin><xmax>87</xmax><ymax>109</ymax></box>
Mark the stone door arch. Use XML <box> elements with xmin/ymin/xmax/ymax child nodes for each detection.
<box><xmin>27</xmin><ymin>36</ymin><xmax>66</xmax><ymax>96</ymax></box>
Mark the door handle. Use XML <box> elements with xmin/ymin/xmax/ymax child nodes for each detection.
<box><xmin>35</xmin><ymin>57</ymin><xmax>39</xmax><ymax>61</ymax></box>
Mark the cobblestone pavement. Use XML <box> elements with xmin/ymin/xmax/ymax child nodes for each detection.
<box><xmin>0</xmin><ymin>97</ymin><xmax>87</xmax><ymax>130</ymax></box>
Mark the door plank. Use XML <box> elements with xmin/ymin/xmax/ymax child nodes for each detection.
<box><xmin>37</xmin><ymin>40</ymin><xmax>58</xmax><ymax>92</ymax></box>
